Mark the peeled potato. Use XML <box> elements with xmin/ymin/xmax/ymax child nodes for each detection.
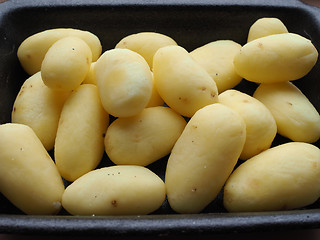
<box><xmin>253</xmin><ymin>81</ymin><xmax>320</xmax><ymax>143</ymax></box>
<box><xmin>247</xmin><ymin>17</ymin><xmax>288</xmax><ymax>42</ymax></box>
<box><xmin>234</xmin><ymin>33</ymin><xmax>318</xmax><ymax>83</ymax></box>
<box><xmin>105</xmin><ymin>106</ymin><xmax>186</xmax><ymax>166</ymax></box>
<box><xmin>190</xmin><ymin>40</ymin><xmax>242</xmax><ymax>92</ymax></box>
<box><xmin>224</xmin><ymin>142</ymin><xmax>320</xmax><ymax>212</ymax></box>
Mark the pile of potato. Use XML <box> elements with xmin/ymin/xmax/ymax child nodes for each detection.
<box><xmin>1</xmin><ymin>17</ymin><xmax>320</xmax><ymax>215</ymax></box>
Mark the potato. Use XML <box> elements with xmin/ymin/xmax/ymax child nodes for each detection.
<box><xmin>115</xmin><ymin>32</ymin><xmax>177</xmax><ymax>69</ymax></box>
<box><xmin>105</xmin><ymin>106</ymin><xmax>187</xmax><ymax>166</ymax></box>
<box><xmin>146</xmin><ymin>72</ymin><xmax>164</xmax><ymax>108</ymax></box>
<box><xmin>17</xmin><ymin>28</ymin><xmax>102</xmax><ymax>75</ymax></box>
<box><xmin>82</xmin><ymin>62</ymin><xmax>96</xmax><ymax>85</ymax></box>
<box><xmin>224</xmin><ymin>142</ymin><xmax>320</xmax><ymax>212</ymax></box>
<box><xmin>219</xmin><ymin>89</ymin><xmax>277</xmax><ymax>160</ymax></box>
<box><xmin>11</xmin><ymin>72</ymin><xmax>70</xmax><ymax>151</ymax></box>
<box><xmin>55</xmin><ymin>84</ymin><xmax>109</xmax><ymax>182</ymax></box>
<box><xmin>233</xmin><ymin>33</ymin><xmax>318</xmax><ymax>83</ymax></box>
<box><xmin>247</xmin><ymin>17</ymin><xmax>288</xmax><ymax>42</ymax></box>
<box><xmin>253</xmin><ymin>81</ymin><xmax>320</xmax><ymax>143</ymax></box>
<box><xmin>62</xmin><ymin>165</ymin><xmax>166</xmax><ymax>215</ymax></box>
<box><xmin>190</xmin><ymin>40</ymin><xmax>242</xmax><ymax>92</ymax></box>
<box><xmin>41</xmin><ymin>36</ymin><xmax>92</xmax><ymax>91</ymax></box>
<box><xmin>0</xmin><ymin>123</ymin><xmax>65</xmax><ymax>215</ymax></box>
<box><xmin>165</xmin><ymin>103</ymin><xmax>246</xmax><ymax>213</ymax></box>
<box><xmin>153</xmin><ymin>45</ymin><xmax>219</xmax><ymax>117</ymax></box>
<box><xmin>95</xmin><ymin>48</ymin><xmax>153</xmax><ymax>117</ymax></box>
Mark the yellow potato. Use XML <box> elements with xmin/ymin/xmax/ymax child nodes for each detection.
<box><xmin>0</xmin><ymin>123</ymin><xmax>65</xmax><ymax>215</ymax></box>
<box><xmin>17</xmin><ymin>28</ymin><xmax>102</xmax><ymax>75</ymax></box>
<box><xmin>165</xmin><ymin>103</ymin><xmax>246</xmax><ymax>213</ymax></box>
<box><xmin>115</xmin><ymin>32</ymin><xmax>177</xmax><ymax>69</ymax></box>
<box><xmin>11</xmin><ymin>72</ymin><xmax>70</xmax><ymax>151</ymax></box>
<box><xmin>55</xmin><ymin>84</ymin><xmax>109</xmax><ymax>182</ymax></box>
<box><xmin>62</xmin><ymin>165</ymin><xmax>166</xmax><ymax>215</ymax></box>
<box><xmin>105</xmin><ymin>106</ymin><xmax>187</xmax><ymax>166</ymax></box>
<box><xmin>41</xmin><ymin>36</ymin><xmax>92</xmax><ymax>91</ymax></box>
<box><xmin>82</xmin><ymin>62</ymin><xmax>96</xmax><ymax>85</ymax></box>
<box><xmin>247</xmin><ymin>17</ymin><xmax>288</xmax><ymax>42</ymax></box>
<box><xmin>153</xmin><ymin>45</ymin><xmax>218</xmax><ymax>117</ymax></box>
<box><xmin>146</xmin><ymin>72</ymin><xmax>164</xmax><ymax>107</ymax></box>
<box><xmin>224</xmin><ymin>142</ymin><xmax>320</xmax><ymax>212</ymax></box>
<box><xmin>219</xmin><ymin>89</ymin><xmax>277</xmax><ymax>160</ymax></box>
<box><xmin>253</xmin><ymin>81</ymin><xmax>320</xmax><ymax>143</ymax></box>
<box><xmin>234</xmin><ymin>33</ymin><xmax>318</xmax><ymax>83</ymax></box>
<box><xmin>95</xmin><ymin>48</ymin><xmax>153</xmax><ymax>117</ymax></box>
<box><xmin>190</xmin><ymin>40</ymin><xmax>242</xmax><ymax>92</ymax></box>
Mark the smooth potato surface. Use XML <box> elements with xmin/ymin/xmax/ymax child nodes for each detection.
<box><xmin>17</xmin><ymin>28</ymin><xmax>102</xmax><ymax>75</ymax></box>
<box><xmin>247</xmin><ymin>17</ymin><xmax>288</xmax><ymax>42</ymax></box>
<box><xmin>253</xmin><ymin>81</ymin><xmax>320</xmax><ymax>143</ymax></box>
<box><xmin>62</xmin><ymin>165</ymin><xmax>166</xmax><ymax>215</ymax></box>
<box><xmin>115</xmin><ymin>32</ymin><xmax>177</xmax><ymax>69</ymax></box>
<box><xmin>219</xmin><ymin>89</ymin><xmax>277</xmax><ymax>160</ymax></box>
<box><xmin>11</xmin><ymin>72</ymin><xmax>70</xmax><ymax>150</ymax></box>
<box><xmin>105</xmin><ymin>106</ymin><xmax>186</xmax><ymax>166</ymax></box>
<box><xmin>0</xmin><ymin>123</ymin><xmax>65</xmax><ymax>215</ymax></box>
<box><xmin>55</xmin><ymin>84</ymin><xmax>109</xmax><ymax>182</ymax></box>
<box><xmin>224</xmin><ymin>142</ymin><xmax>320</xmax><ymax>212</ymax></box>
<box><xmin>234</xmin><ymin>33</ymin><xmax>318</xmax><ymax>83</ymax></box>
<box><xmin>153</xmin><ymin>45</ymin><xmax>218</xmax><ymax>117</ymax></box>
<box><xmin>41</xmin><ymin>36</ymin><xmax>92</xmax><ymax>91</ymax></box>
<box><xmin>95</xmin><ymin>49</ymin><xmax>153</xmax><ymax>117</ymax></box>
<box><xmin>165</xmin><ymin>103</ymin><xmax>246</xmax><ymax>213</ymax></box>
<box><xmin>190</xmin><ymin>40</ymin><xmax>242</xmax><ymax>92</ymax></box>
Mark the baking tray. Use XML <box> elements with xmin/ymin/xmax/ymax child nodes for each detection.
<box><xmin>1</xmin><ymin>0</ymin><xmax>320</xmax><ymax>236</ymax></box>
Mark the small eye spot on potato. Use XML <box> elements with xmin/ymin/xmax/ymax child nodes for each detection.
<box><xmin>111</xmin><ymin>200</ymin><xmax>117</xmax><ymax>207</ymax></box>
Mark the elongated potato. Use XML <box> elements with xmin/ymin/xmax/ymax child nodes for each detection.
<box><xmin>115</xmin><ymin>32</ymin><xmax>177</xmax><ymax>69</ymax></box>
<box><xmin>41</xmin><ymin>36</ymin><xmax>92</xmax><ymax>91</ymax></box>
<box><xmin>247</xmin><ymin>17</ymin><xmax>288</xmax><ymax>42</ymax></box>
<box><xmin>55</xmin><ymin>84</ymin><xmax>109</xmax><ymax>182</ymax></box>
<box><xmin>105</xmin><ymin>106</ymin><xmax>187</xmax><ymax>166</ymax></box>
<box><xmin>165</xmin><ymin>103</ymin><xmax>246</xmax><ymax>213</ymax></box>
<box><xmin>95</xmin><ymin>48</ymin><xmax>153</xmax><ymax>117</ymax></box>
<box><xmin>190</xmin><ymin>40</ymin><xmax>242</xmax><ymax>92</ymax></box>
<box><xmin>219</xmin><ymin>89</ymin><xmax>277</xmax><ymax>160</ymax></box>
<box><xmin>153</xmin><ymin>45</ymin><xmax>218</xmax><ymax>117</ymax></box>
<box><xmin>224</xmin><ymin>142</ymin><xmax>320</xmax><ymax>212</ymax></box>
<box><xmin>17</xmin><ymin>28</ymin><xmax>102</xmax><ymax>75</ymax></box>
<box><xmin>62</xmin><ymin>165</ymin><xmax>166</xmax><ymax>215</ymax></box>
<box><xmin>234</xmin><ymin>33</ymin><xmax>318</xmax><ymax>83</ymax></box>
<box><xmin>0</xmin><ymin>123</ymin><xmax>65</xmax><ymax>215</ymax></box>
<box><xmin>253</xmin><ymin>81</ymin><xmax>320</xmax><ymax>143</ymax></box>
<box><xmin>11</xmin><ymin>72</ymin><xmax>70</xmax><ymax>151</ymax></box>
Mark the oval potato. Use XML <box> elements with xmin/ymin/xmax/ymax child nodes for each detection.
<box><xmin>219</xmin><ymin>89</ymin><xmax>277</xmax><ymax>160</ymax></box>
<box><xmin>224</xmin><ymin>142</ymin><xmax>320</xmax><ymax>212</ymax></box>
<box><xmin>253</xmin><ymin>81</ymin><xmax>320</xmax><ymax>143</ymax></box>
<box><xmin>234</xmin><ymin>33</ymin><xmax>318</xmax><ymax>83</ymax></box>
<box><xmin>0</xmin><ymin>123</ymin><xmax>65</xmax><ymax>215</ymax></box>
<box><xmin>247</xmin><ymin>17</ymin><xmax>288</xmax><ymax>42</ymax></box>
<box><xmin>95</xmin><ymin>48</ymin><xmax>153</xmax><ymax>117</ymax></box>
<box><xmin>190</xmin><ymin>40</ymin><xmax>242</xmax><ymax>92</ymax></box>
<box><xmin>11</xmin><ymin>72</ymin><xmax>70</xmax><ymax>150</ymax></box>
<box><xmin>115</xmin><ymin>32</ymin><xmax>177</xmax><ymax>69</ymax></box>
<box><xmin>105</xmin><ymin>106</ymin><xmax>187</xmax><ymax>166</ymax></box>
<box><xmin>41</xmin><ymin>36</ymin><xmax>92</xmax><ymax>91</ymax></box>
<box><xmin>165</xmin><ymin>103</ymin><xmax>246</xmax><ymax>213</ymax></box>
<box><xmin>55</xmin><ymin>84</ymin><xmax>109</xmax><ymax>182</ymax></box>
<box><xmin>153</xmin><ymin>45</ymin><xmax>219</xmax><ymax>117</ymax></box>
<box><xmin>17</xmin><ymin>28</ymin><xmax>102</xmax><ymax>75</ymax></box>
<box><xmin>62</xmin><ymin>165</ymin><xmax>166</xmax><ymax>215</ymax></box>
